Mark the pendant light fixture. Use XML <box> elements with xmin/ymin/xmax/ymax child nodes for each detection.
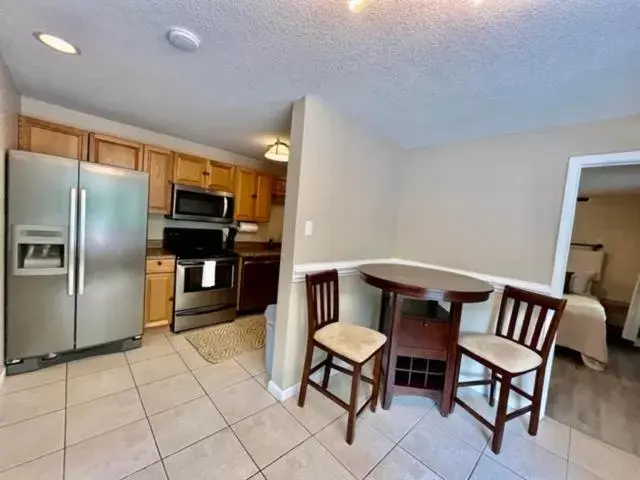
<box><xmin>264</xmin><ymin>139</ymin><xmax>290</xmax><ymax>162</ymax></box>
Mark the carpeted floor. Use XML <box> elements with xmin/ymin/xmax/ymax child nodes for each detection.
<box><xmin>547</xmin><ymin>343</ymin><xmax>640</xmax><ymax>456</ymax></box>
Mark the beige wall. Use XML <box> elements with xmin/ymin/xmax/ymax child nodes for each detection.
<box><xmin>0</xmin><ymin>55</ymin><xmax>19</xmax><ymax>370</ymax></box>
<box><xmin>292</xmin><ymin>96</ymin><xmax>401</xmax><ymax>264</ymax></box>
<box><xmin>272</xmin><ymin>96</ymin><xmax>402</xmax><ymax>390</ymax></box>
<box><xmin>397</xmin><ymin>115</ymin><xmax>640</xmax><ymax>285</ymax></box>
<box><xmin>572</xmin><ymin>194</ymin><xmax>640</xmax><ymax>303</ymax></box>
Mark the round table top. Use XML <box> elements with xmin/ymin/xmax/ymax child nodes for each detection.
<box><xmin>359</xmin><ymin>263</ymin><xmax>494</xmax><ymax>303</ymax></box>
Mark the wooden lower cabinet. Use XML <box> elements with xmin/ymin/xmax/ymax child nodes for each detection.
<box><xmin>144</xmin><ymin>259</ymin><xmax>175</xmax><ymax>328</ymax></box>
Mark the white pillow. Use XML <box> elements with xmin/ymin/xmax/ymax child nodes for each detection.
<box><xmin>569</xmin><ymin>272</ymin><xmax>595</xmax><ymax>296</ymax></box>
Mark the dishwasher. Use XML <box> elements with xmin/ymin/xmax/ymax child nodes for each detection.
<box><xmin>237</xmin><ymin>254</ymin><xmax>281</xmax><ymax>313</ymax></box>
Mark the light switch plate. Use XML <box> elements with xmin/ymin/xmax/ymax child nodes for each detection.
<box><xmin>304</xmin><ymin>221</ymin><xmax>313</xmax><ymax>236</ymax></box>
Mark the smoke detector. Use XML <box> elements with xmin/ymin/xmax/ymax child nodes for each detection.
<box><xmin>166</xmin><ymin>27</ymin><xmax>200</xmax><ymax>52</ymax></box>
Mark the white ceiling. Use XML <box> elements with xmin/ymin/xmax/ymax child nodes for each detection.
<box><xmin>0</xmin><ymin>0</ymin><xmax>639</xmax><ymax>158</ymax></box>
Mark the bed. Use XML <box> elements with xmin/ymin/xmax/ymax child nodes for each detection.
<box><xmin>555</xmin><ymin>246</ymin><xmax>608</xmax><ymax>370</ymax></box>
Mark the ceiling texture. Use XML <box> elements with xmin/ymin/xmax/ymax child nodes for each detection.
<box><xmin>0</xmin><ymin>0</ymin><xmax>639</xmax><ymax>158</ymax></box>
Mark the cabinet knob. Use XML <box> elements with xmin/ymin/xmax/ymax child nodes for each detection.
<box><xmin>251</xmin><ymin>194</ymin><xmax>257</xmax><ymax>199</ymax></box>
<box><xmin>169</xmin><ymin>297</ymin><xmax>174</xmax><ymax>302</ymax></box>
<box><xmin>157</xmin><ymin>261</ymin><xmax>162</xmax><ymax>266</ymax></box>
<box><xmin>202</xmin><ymin>171</ymin><xmax>210</xmax><ymax>176</ymax></box>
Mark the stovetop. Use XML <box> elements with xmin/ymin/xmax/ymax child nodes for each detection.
<box><xmin>162</xmin><ymin>227</ymin><xmax>236</xmax><ymax>260</ymax></box>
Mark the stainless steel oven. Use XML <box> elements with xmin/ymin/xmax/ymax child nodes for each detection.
<box><xmin>170</xmin><ymin>184</ymin><xmax>234</xmax><ymax>224</ymax></box>
<box><xmin>173</xmin><ymin>257</ymin><xmax>238</xmax><ymax>332</ymax></box>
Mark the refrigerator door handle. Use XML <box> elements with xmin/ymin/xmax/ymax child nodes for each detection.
<box><xmin>68</xmin><ymin>187</ymin><xmax>77</xmax><ymax>296</ymax></box>
<box><xmin>78</xmin><ymin>188</ymin><xmax>87</xmax><ymax>295</ymax></box>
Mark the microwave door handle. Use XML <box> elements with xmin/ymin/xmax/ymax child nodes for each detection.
<box><xmin>222</xmin><ymin>197</ymin><xmax>228</xmax><ymax>219</ymax></box>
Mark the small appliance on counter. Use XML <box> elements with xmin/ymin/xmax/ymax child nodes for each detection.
<box><xmin>163</xmin><ymin>227</ymin><xmax>238</xmax><ymax>332</ymax></box>
<box><xmin>6</xmin><ymin>151</ymin><xmax>149</xmax><ymax>374</ymax></box>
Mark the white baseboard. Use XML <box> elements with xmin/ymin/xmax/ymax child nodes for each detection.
<box><xmin>268</xmin><ymin>380</ymin><xmax>299</xmax><ymax>402</ymax></box>
<box><xmin>0</xmin><ymin>367</ymin><xmax>5</xmax><ymax>392</ymax></box>
<box><xmin>268</xmin><ymin>369</ymin><xmax>341</xmax><ymax>402</ymax></box>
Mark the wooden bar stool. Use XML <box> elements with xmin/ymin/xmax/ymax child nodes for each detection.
<box><xmin>298</xmin><ymin>269</ymin><xmax>387</xmax><ymax>444</ymax></box>
<box><xmin>453</xmin><ymin>285</ymin><xmax>567</xmax><ymax>454</ymax></box>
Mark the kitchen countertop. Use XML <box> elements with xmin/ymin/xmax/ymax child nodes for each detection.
<box><xmin>233</xmin><ymin>242</ymin><xmax>282</xmax><ymax>258</ymax></box>
<box><xmin>146</xmin><ymin>240</ymin><xmax>175</xmax><ymax>260</ymax></box>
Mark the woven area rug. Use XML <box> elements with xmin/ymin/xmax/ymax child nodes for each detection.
<box><xmin>185</xmin><ymin>315</ymin><xmax>266</xmax><ymax>364</ymax></box>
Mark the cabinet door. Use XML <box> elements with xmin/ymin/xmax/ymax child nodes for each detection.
<box><xmin>89</xmin><ymin>133</ymin><xmax>144</xmax><ymax>171</ymax></box>
<box><xmin>144</xmin><ymin>272</ymin><xmax>175</xmax><ymax>327</ymax></box>
<box><xmin>18</xmin><ymin>116</ymin><xmax>89</xmax><ymax>160</ymax></box>
<box><xmin>173</xmin><ymin>153</ymin><xmax>207</xmax><ymax>187</ymax></box>
<box><xmin>272</xmin><ymin>176</ymin><xmax>286</xmax><ymax>197</ymax></box>
<box><xmin>144</xmin><ymin>146</ymin><xmax>174</xmax><ymax>214</ymax></box>
<box><xmin>254</xmin><ymin>173</ymin><xmax>273</xmax><ymax>223</ymax></box>
<box><xmin>206</xmin><ymin>161</ymin><xmax>235</xmax><ymax>192</ymax></box>
<box><xmin>234</xmin><ymin>168</ymin><xmax>257</xmax><ymax>221</ymax></box>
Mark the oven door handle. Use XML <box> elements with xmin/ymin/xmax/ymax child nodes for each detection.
<box><xmin>178</xmin><ymin>259</ymin><xmax>236</xmax><ymax>267</ymax></box>
<box><xmin>175</xmin><ymin>304</ymin><xmax>235</xmax><ymax>316</ymax></box>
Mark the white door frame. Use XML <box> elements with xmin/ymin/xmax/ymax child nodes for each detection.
<box><xmin>550</xmin><ymin>150</ymin><xmax>640</xmax><ymax>296</ymax></box>
<box><xmin>540</xmin><ymin>150</ymin><xmax>640</xmax><ymax>417</ymax></box>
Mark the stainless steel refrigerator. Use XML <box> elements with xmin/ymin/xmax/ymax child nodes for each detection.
<box><xmin>5</xmin><ymin>150</ymin><xmax>148</xmax><ymax>374</ymax></box>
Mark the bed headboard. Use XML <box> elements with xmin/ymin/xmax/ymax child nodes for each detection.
<box><xmin>567</xmin><ymin>245</ymin><xmax>605</xmax><ymax>281</ymax></box>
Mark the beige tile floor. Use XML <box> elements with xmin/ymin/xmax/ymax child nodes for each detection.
<box><xmin>1</xmin><ymin>325</ymin><xmax>639</xmax><ymax>480</ymax></box>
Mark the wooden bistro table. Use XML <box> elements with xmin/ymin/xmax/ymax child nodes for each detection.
<box><xmin>359</xmin><ymin>263</ymin><xmax>493</xmax><ymax>416</ymax></box>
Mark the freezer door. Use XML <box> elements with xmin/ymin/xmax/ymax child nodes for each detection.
<box><xmin>75</xmin><ymin>162</ymin><xmax>148</xmax><ymax>349</ymax></box>
<box><xmin>6</xmin><ymin>151</ymin><xmax>78</xmax><ymax>360</ymax></box>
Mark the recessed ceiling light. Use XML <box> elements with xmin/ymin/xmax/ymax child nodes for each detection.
<box><xmin>348</xmin><ymin>0</ymin><xmax>371</xmax><ymax>13</ymax></box>
<box><xmin>166</xmin><ymin>27</ymin><xmax>200</xmax><ymax>52</ymax></box>
<box><xmin>33</xmin><ymin>32</ymin><xmax>80</xmax><ymax>55</ymax></box>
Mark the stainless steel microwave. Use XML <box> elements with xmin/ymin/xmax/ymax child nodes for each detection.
<box><xmin>169</xmin><ymin>184</ymin><xmax>235</xmax><ymax>223</ymax></box>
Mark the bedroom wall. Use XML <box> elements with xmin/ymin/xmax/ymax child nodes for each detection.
<box><xmin>571</xmin><ymin>194</ymin><xmax>640</xmax><ymax>304</ymax></box>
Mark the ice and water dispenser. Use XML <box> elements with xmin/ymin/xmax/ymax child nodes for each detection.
<box><xmin>12</xmin><ymin>225</ymin><xmax>67</xmax><ymax>276</ymax></box>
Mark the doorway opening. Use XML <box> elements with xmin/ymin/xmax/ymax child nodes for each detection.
<box><xmin>547</xmin><ymin>151</ymin><xmax>640</xmax><ymax>455</ymax></box>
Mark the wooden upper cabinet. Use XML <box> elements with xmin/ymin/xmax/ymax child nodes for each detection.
<box><xmin>206</xmin><ymin>161</ymin><xmax>235</xmax><ymax>192</ymax></box>
<box><xmin>234</xmin><ymin>169</ymin><xmax>273</xmax><ymax>222</ymax></box>
<box><xmin>18</xmin><ymin>116</ymin><xmax>89</xmax><ymax>160</ymax></box>
<box><xmin>254</xmin><ymin>173</ymin><xmax>273</xmax><ymax>223</ymax></box>
<box><xmin>234</xmin><ymin>168</ymin><xmax>257</xmax><ymax>221</ymax></box>
<box><xmin>173</xmin><ymin>153</ymin><xmax>208</xmax><ymax>187</ymax></box>
<box><xmin>144</xmin><ymin>146</ymin><xmax>174</xmax><ymax>214</ymax></box>
<box><xmin>89</xmin><ymin>133</ymin><xmax>144</xmax><ymax>171</ymax></box>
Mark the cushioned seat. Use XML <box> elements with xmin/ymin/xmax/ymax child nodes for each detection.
<box><xmin>459</xmin><ymin>333</ymin><xmax>542</xmax><ymax>374</ymax></box>
<box><xmin>314</xmin><ymin>323</ymin><xmax>387</xmax><ymax>364</ymax></box>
